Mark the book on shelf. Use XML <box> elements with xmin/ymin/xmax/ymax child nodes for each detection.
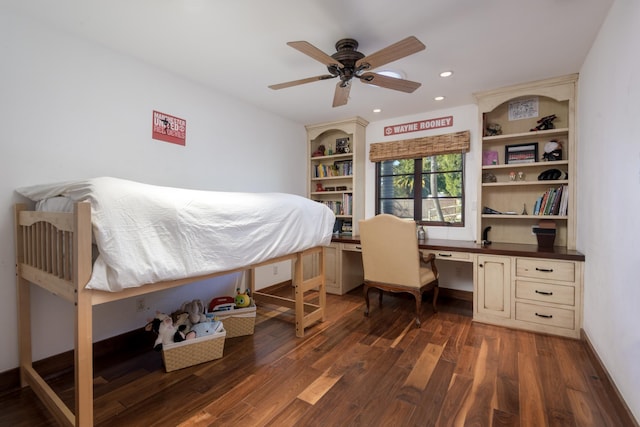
<box><xmin>533</xmin><ymin>186</ymin><xmax>567</xmax><ymax>216</ymax></box>
<box><xmin>314</xmin><ymin>160</ymin><xmax>353</xmax><ymax>178</ymax></box>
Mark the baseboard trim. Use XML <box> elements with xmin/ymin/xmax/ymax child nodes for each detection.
<box><xmin>438</xmin><ymin>287</ymin><xmax>473</xmax><ymax>302</ymax></box>
<box><xmin>581</xmin><ymin>329</ymin><xmax>639</xmax><ymax>427</ymax></box>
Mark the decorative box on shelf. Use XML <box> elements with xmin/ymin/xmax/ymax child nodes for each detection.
<box><xmin>161</xmin><ymin>322</ymin><xmax>226</xmax><ymax>372</ymax></box>
<box><xmin>212</xmin><ymin>303</ymin><xmax>257</xmax><ymax>338</ymax></box>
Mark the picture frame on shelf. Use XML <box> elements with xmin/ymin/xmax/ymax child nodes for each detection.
<box><xmin>505</xmin><ymin>143</ymin><xmax>538</xmax><ymax>164</ymax></box>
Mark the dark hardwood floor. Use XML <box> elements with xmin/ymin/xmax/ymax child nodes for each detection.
<box><xmin>0</xmin><ymin>286</ymin><xmax>632</xmax><ymax>427</ymax></box>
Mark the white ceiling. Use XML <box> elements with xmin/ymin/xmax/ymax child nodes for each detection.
<box><xmin>6</xmin><ymin>0</ymin><xmax>613</xmax><ymax>125</ymax></box>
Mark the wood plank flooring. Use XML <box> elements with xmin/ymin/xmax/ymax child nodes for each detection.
<box><xmin>0</xmin><ymin>286</ymin><xmax>632</xmax><ymax>427</ymax></box>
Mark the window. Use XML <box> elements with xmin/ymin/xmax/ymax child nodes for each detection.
<box><xmin>376</xmin><ymin>153</ymin><xmax>464</xmax><ymax>226</ymax></box>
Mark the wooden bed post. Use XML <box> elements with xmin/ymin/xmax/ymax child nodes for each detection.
<box><xmin>294</xmin><ymin>252</ymin><xmax>305</xmax><ymax>338</ymax></box>
<box><xmin>14</xmin><ymin>203</ymin><xmax>31</xmax><ymax>388</ymax></box>
<box><xmin>73</xmin><ymin>202</ymin><xmax>94</xmax><ymax>427</ymax></box>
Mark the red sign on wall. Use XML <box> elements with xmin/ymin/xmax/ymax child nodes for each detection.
<box><xmin>152</xmin><ymin>110</ymin><xmax>186</xmax><ymax>146</ymax></box>
<box><xmin>384</xmin><ymin>115</ymin><xmax>453</xmax><ymax>136</ymax></box>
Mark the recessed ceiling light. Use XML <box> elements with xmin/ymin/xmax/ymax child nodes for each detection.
<box><xmin>439</xmin><ymin>71</ymin><xmax>453</xmax><ymax>78</ymax></box>
<box><xmin>377</xmin><ymin>70</ymin><xmax>403</xmax><ymax>79</ymax></box>
<box><xmin>434</xmin><ymin>96</ymin><xmax>445</xmax><ymax>101</ymax></box>
<box><xmin>373</xmin><ymin>108</ymin><xmax>382</xmax><ymax>113</ymax></box>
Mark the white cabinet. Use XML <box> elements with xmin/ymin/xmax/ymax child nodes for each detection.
<box><xmin>473</xmin><ymin>253</ymin><xmax>583</xmax><ymax>339</ymax></box>
<box><xmin>513</xmin><ymin>257</ymin><xmax>583</xmax><ymax>338</ymax></box>
<box><xmin>474</xmin><ymin>255</ymin><xmax>511</xmax><ymax>320</ymax></box>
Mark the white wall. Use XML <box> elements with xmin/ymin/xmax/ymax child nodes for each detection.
<box><xmin>365</xmin><ymin>105</ymin><xmax>479</xmax><ymax>291</ymax></box>
<box><xmin>0</xmin><ymin>11</ymin><xmax>306</xmax><ymax>372</ymax></box>
<box><xmin>577</xmin><ymin>0</ymin><xmax>640</xmax><ymax>420</ymax></box>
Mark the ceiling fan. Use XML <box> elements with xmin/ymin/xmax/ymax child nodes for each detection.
<box><xmin>268</xmin><ymin>36</ymin><xmax>426</xmax><ymax>107</ymax></box>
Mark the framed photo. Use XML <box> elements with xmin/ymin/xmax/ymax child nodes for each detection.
<box><xmin>335</xmin><ymin>137</ymin><xmax>350</xmax><ymax>154</ymax></box>
<box><xmin>505</xmin><ymin>143</ymin><xmax>538</xmax><ymax>164</ymax></box>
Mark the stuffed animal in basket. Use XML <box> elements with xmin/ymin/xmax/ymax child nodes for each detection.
<box><xmin>145</xmin><ymin>312</ymin><xmax>196</xmax><ymax>351</ymax></box>
<box><xmin>235</xmin><ymin>289</ymin><xmax>251</xmax><ymax>308</ymax></box>
<box><xmin>180</xmin><ymin>299</ymin><xmax>208</xmax><ymax>324</ymax></box>
<box><xmin>190</xmin><ymin>320</ymin><xmax>223</xmax><ymax>338</ymax></box>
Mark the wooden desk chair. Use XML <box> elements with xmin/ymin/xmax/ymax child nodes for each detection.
<box><xmin>359</xmin><ymin>214</ymin><xmax>439</xmax><ymax>327</ymax></box>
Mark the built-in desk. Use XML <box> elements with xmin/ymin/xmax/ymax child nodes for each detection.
<box><xmin>329</xmin><ymin>235</ymin><xmax>585</xmax><ymax>338</ymax></box>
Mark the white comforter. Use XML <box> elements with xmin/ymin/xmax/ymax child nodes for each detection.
<box><xmin>17</xmin><ymin>177</ymin><xmax>335</xmax><ymax>292</ymax></box>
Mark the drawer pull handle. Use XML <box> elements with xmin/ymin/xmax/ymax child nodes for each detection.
<box><xmin>439</xmin><ymin>253</ymin><xmax>452</xmax><ymax>257</ymax></box>
<box><xmin>355</xmin><ymin>246</ymin><xmax>361</xmax><ymax>250</ymax></box>
<box><xmin>535</xmin><ymin>313</ymin><xmax>553</xmax><ymax>319</ymax></box>
<box><xmin>535</xmin><ymin>267</ymin><xmax>554</xmax><ymax>273</ymax></box>
<box><xmin>535</xmin><ymin>290</ymin><xmax>553</xmax><ymax>296</ymax></box>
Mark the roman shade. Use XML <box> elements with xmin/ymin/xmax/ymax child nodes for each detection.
<box><xmin>369</xmin><ymin>130</ymin><xmax>470</xmax><ymax>162</ymax></box>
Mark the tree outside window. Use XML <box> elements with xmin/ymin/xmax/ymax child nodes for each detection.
<box><xmin>376</xmin><ymin>153</ymin><xmax>464</xmax><ymax>226</ymax></box>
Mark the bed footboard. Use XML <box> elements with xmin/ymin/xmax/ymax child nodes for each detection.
<box><xmin>14</xmin><ymin>202</ymin><xmax>94</xmax><ymax>427</ymax></box>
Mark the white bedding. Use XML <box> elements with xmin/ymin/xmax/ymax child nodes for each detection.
<box><xmin>17</xmin><ymin>177</ymin><xmax>335</xmax><ymax>292</ymax></box>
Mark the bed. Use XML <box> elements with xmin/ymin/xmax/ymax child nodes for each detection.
<box><xmin>14</xmin><ymin>177</ymin><xmax>334</xmax><ymax>427</ymax></box>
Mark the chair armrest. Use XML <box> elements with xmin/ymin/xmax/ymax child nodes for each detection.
<box><xmin>420</xmin><ymin>252</ymin><xmax>439</xmax><ymax>277</ymax></box>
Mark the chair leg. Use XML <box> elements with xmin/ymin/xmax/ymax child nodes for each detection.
<box><xmin>432</xmin><ymin>283</ymin><xmax>439</xmax><ymax>312</ymax></box>
<box><xmin>413</xmin><ymin>291</ymin><xmax>422</xmax><ymax>328</ymax></box>
<box><xmin>363</xmin><ymin>284</ymin><xmax>370</xmax><ymax>317</ymax></box>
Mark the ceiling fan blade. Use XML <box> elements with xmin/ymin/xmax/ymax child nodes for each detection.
<box><xmin>359</xmin><ymin>72</ymin><xmax>421</xmax><ymax>93</ymax></box>
<box><xmin>332</xmin><ymin>81</ymin><xmax>351</xmax><ymax>107</ymax></box>
<box><xmin>356</xmin><ymin>36</ymin><xmax>425</xmax><ymax>71</ymax></box>
<box><xmin>287</xmin><ymin>41</ymin><xmax>344</xmax><ymax>69</ymax></box>
<box><xmin>269</xmin><ymin>74</ymin><xmax>336</xmax><ymax>90</ymax></box>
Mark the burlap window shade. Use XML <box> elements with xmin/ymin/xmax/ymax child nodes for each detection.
<box><xmin>369</xmin><ymin>130</ymin><xmax>470</xmax><ymax>162</ymax></box>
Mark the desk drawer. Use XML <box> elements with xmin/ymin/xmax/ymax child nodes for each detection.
<box><xmin>515</xmin><ymin>280</ymin><xmax>575</xmax><ymax>306</ymax></box>
<box><xmin>341</xmin><ymin>243</ymin><xmax>362</xmax><ymax>252</ymax></box>
<box><xmin>516</xmin><ymin>258</ymin><xmax>575</xmax><ymax>282</ymax></box>
<box><xmin>515</xmin><ymin>302</ymin><xmax>575</xmax><ymax>330</ymax></box>
<box><xmin>431</xmin><ymin>251</ymin><xmax>472</xmax><ymax>262</ymax></box>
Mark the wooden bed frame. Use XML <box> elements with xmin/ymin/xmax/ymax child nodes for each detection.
<box><xmin>14</xmin><ymin>202</ymin><xmax>326</xmax><ymax>427</ymax></box>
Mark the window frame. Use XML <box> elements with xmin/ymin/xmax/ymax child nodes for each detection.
<box><xmin>374</xmin><ymin>153</ymin><xmax>465</xmax><ymax>227</ymax></box>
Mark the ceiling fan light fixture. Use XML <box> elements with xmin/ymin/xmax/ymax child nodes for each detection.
<box><xmin>439</xmin><ymin>70</ymin><xmax>453</xmax><ymax>78</ymax></box>
<box><xmin>269</xmin><ymin>36</ymin><xmax>426</xmax><ymax>107</ymax></box>
<box><xmin>434</xmin><ymin>96</ymin><xmax>445</xmax><ymax>101</ymax></box>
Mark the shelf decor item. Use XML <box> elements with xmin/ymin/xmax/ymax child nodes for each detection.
<box><xmin>505</xmin><ymin>143</ymin><xmax>538</xmax><ymax>164</ymax></box>
<box><xmin>335</xmin><ymin>137</ymin><xmax>350</xmax><ymax>154</ymax></box>
<box><xmin>482</xmin><ymin>150</ymin><xmax>499</xmax><ymax>165</ymax></box>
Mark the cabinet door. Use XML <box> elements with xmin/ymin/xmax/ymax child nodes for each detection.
<box><xmin>324</xmin><ymin>243</ymin><xmax>339</xmax><ymax>292</ymax></box>
<box><xmin>476</xmin><ymin>255</ymin><xmax>511</xmax><ymax>319</ymax></box>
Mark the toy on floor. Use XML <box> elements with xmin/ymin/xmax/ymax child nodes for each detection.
<box><xmin>235</xmin><ymin>288</ymin><xmax>251</xmax><ymax>308</ymax></box>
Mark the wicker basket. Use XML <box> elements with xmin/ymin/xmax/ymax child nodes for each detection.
<box><xmin>161</xmin><ymin>324</ymin><xmax>226</xmax><ymax>372</ymax></box>
<box><xmin>212</xmin><ymin>303</ymin><xmax>256</xmax><ymax>338</ymax></box>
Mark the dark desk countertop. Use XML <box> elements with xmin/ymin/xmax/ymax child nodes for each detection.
<box><xmin>331</xmin><ymin>235</ymin><xmax>585</xmax><ymax>262</ymax></box>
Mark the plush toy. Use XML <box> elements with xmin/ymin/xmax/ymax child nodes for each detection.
<box><xmin>190</xmin><ymin>320</ymin><xmax>222</xmax><ymax>338</ymax></box>
<box><xmin>235</xmin><ymin>288</ymin><xmax>251</xmax><ymax>308</ymax></box>
<box><xmin>144</xmin><ymin>312</ymin><xmax>193</xmax><ymax>351</ymax></box>
<box><xmin>180</xmin><ymin>299</ymin><xmax>208</xmax><ymax>324</ymax></box>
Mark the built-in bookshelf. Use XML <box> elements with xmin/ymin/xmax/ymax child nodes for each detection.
<box><xmin>306</xmin><ymin>117</ymin><xmax>368</xmax><ymax>236</ymax></box>
<box><xmin>474</xmin><ymin>75</ymin><xmax>578</xmax><ymax>249</ymax></box>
